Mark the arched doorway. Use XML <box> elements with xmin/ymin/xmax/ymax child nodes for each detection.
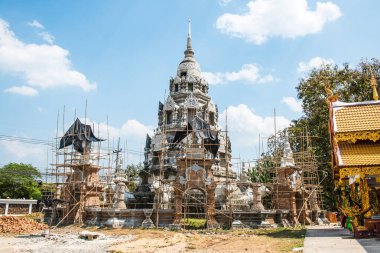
<box><xmin>183</xmin><ymin>188</ymin><xmax>206</xmax><ymax>219</ymax></box>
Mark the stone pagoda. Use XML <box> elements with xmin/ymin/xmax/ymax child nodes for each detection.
<box><xmin>136</xmin><ymin>20</ymin><xmax>232</xmax><ymax>228</ymax></box>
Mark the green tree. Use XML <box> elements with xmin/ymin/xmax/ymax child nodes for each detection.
<box><xmin>125</xmin><ymin>163</ymin><xmax>143</xmax><ymax>191</ymax></box>
<box><xmin>248</xmin><ymin>154</ymin><xmax>274</xmax><ymax>184</ymax></box>
<box><xmin>293</xmin><ymin>58</ymin><xmax>380</xmax><ymax>210</ymax></box>
<box><xmin>0</xmin><ymin>163</ymin><xmax>42</xmax><ymax>199</ymax></box>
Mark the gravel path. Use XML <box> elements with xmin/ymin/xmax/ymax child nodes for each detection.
<box><xmin>0</xmin><ymin>231</ymin><xmax>133</xmax><ymax>253</ymax></box>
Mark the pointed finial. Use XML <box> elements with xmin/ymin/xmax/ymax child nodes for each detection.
<box><xmin>184</xmin><ymin>19</ymin><xmax>194</xmax><ymax>57</ymax></box>
<box><xmin>324</xmin><ymin>80</ymin><xmax>338</xmax><ymax>105</ymax></box>
<box><xmin>281</xmin><ymin>128</ymin><xmax>295</xmax><ymax>167</ymax></box>
<box><xmin>369</xmin><ymin>66</ymin><xmax>378</xmax><ymax>101</ymax></box>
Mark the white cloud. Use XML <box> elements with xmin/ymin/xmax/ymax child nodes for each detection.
<box><xmin>38</xmin><ymin>31</ymin><xmax>54</xmax><ymax>44</ymax></box>
<box><xmin>0</xmin><ymin>140</ymin><xmax>47</xmax><ymax>167</ymax></box>
<box><xmin>89</xmin><ymin>119</ymin><xmax>154</xmax><ymax>141</ymax></box>
<box><xmin>216</xmin><ymin>0</ymin><xmax>342</xmax><ymax>44</ymax></box>
<box><xmin>297</xmin><ymin>56</ymin><xmax>334</xmax><ymax>73</ymax></box>
<box><xmin>0</xmin><ymin>19</ymin><xmax>96</xmax><ymax>95</ymax></box>
<box><xmin>27</xmin><ymin>20</ymin><xmax>44</xmax><ymax>29</ymax></box>
<box><xmin>4</xmin><ymin>85</ymin><xmax>38</xmax><ymax>96</ymax></box>
<box><xmin>220</xmin><ymin>104</ymin><xmax>291</xmax><ymax>150</ymax></box>
<box><xmin>0</xmin><ymin>119</ymin><xmax>153</xmax><ymax>169</ymax></box>
<box><xmin>203</xmin><ymin>64</ymin><xmax>274</xmax><ymax>85</ymax></box>
<box><xmin>282</xmin><ymin>96</ymin><xmax>303</xmax><ymax>112</ymax></box>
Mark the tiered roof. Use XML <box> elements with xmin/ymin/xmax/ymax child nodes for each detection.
<box><xmin>331</xmin><ymin>100</ymin><xmax>380</xmax><ymax>133</ymax></box>
<box><xmin>330</xmin><ymin>100</ymin><xmax>380</xmax><ymax>168</ymax></box>
<box><xmin>337</xmin><ymin>142</ymin><xmax>380</xmax><ymax>166</ymax></box>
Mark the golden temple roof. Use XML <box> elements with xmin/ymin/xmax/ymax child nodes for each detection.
<box><xmin>337</xmin><ymin>142</ymin><xmax>380</xmax><ymax>166</ymax></box>
<box><xmin>332</xmin><ymin>101</ymin><xmax>380</xmax><ymax>133</ymax></box>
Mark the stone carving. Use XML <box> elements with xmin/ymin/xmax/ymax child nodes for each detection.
<box><xmin>141</xmin><ymin>209</ymin><xmax>155</xmax><ymax>228</ymax></box>
<box><xmin>280</xmin><ymin>130</ymin><xmax>295</xmax><ymax>168</ymax></box>
<box><xmin>113</xmin><ymin>181</ymin><xmax>127</xmax><ymax>209</ymax></box>
<box><xmin>164</xmin><ymin>95</ymin><xmax>177</xmax><ymax>111</ymax></box>
<box><xmin>172</xmin><ymin>159</ymin><xmax>219</xmax><ymax>228</ymax></box>
<box><xmin>184</xmin><ymin>93</ymin><xmax>200</xmax><ymax>109</ymax></box>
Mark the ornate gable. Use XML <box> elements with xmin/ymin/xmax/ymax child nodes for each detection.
<box><xmin>164</xmin><ymin>95</ymin><xmax>177</xmax><ymax>111</ymax></box>
<box><xmin>184</xmin><ymin>93</ymin><xmax>199</xmax><ymax>109</ymax></box>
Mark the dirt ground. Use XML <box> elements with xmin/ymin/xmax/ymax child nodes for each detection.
<box><xmin>0</xmin><ymin>226</ymin><xmax>305</xmax><ymax>253</ymax></box>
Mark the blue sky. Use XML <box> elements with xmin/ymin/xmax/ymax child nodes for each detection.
<box><xmin>0</xmin><ymin>0</ymin><xmax>379</xmax><ymax>171</ymax></box>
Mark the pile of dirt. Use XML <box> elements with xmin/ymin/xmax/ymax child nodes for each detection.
<box><xmin>0</xmin><ymin>216</ymin><xmax>48</xmax><ymax>234</ymax></box>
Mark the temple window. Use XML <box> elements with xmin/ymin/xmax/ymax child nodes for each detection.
<box><xmin>209</xmin><ymin>112</ymin><xmax>215</xmax><ymax>126</ymax></box>
<box><xmin>188</xmin><ymin>83</ymin><xmax>193</xmax><ymax>91</ymax></box>
<box><xmin>166</xmin><ymin>111</ymin><xmax>173</xmax><ymax>125</ymax></box>
<box><xmin>175</xmin><ymin>84</ymin><xmax>179</xmax><ymax>92</ymax></box>
<box><xmin>181</xmin><ymin>71</ymin><xmax>187</xmax><ymax>77</ymax></box>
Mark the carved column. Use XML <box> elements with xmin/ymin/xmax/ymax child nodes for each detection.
<box><xmin>173</xmin><ymin>181</ymin><xmax>183</xmax><ymax>224</ymax></box>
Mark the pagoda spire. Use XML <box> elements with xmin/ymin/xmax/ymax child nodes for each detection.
<box><xmin>184</xmin><ymin>18</ymin><xmax>194</xmax><ymax>57</ymax></box>
<box><xmin>370</xmin><ymin>66</ymin><xmax>378</xmax><ymax>101</ymax></box>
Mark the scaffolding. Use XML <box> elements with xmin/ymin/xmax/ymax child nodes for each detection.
<box><xmin>270</xmin><ymin>126</ymin><xmax>325</xmax><ymax>225</ymax></box>
<box><xmin>44</xmin><ymin>110</ymin><xmax>115</xmax><ymax>226</ymax></box>
<box><xmin>146</xmin><ymin>110</ymin><xmax>235</xmax><ymax>228</ymax></box>
<box><xmin>43</xmin><ymin>103</ymin><xmax>326</xmax><ymax>229</ymax></box>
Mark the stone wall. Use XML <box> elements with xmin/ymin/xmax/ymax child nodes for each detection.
<box><xmin>0</xmin><ymin>203</ymin><xmax>38</xmax><ymax>215</ymax></box>
<box><xmin>215</xmin><ymin>210</ymin><xmax>279</xmax><ymax>229</ymax></box>
<box><xmin>84</xmin><ymin>208</ymin><xmax>175</xmax><ymax>228</ymax></box>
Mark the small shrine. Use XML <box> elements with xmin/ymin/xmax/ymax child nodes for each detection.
<box><xmin>327</xmin><ymin>73</ymin><xmax>380</xmax><ymax>231</ymax></box>
<box><xmin>59</xmin><ymin>118</ymin><xmax>104</xmax><ymax>224</ymax></box>
<box><xmin>272</xmin><ymin>130</ymin><xmax>316</xmax><ymax>225</ymax></box>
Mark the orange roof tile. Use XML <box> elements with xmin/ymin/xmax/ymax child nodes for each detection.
<box><xmin>333</xmin><ymin>103</ymin><xmax>380</xmax><ymax>133</ymax></box>
<box><xmin>337</xmin><ymin>142</ymin><xmax>380</xmax><ymax>166</ymax></box>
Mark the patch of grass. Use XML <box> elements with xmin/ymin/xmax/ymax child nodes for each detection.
<box><xmin>252</xmin><ymin>227</ymin><xmax>306</xmax><ymax>239</ymax></box>
<box><xmin>182</xmin><ymin>218</ymin><xmax>206</xmax><ymax>229</ymax></box>
<box><xmin>227</xmin><ymin>227</ymin><xmax>306</xmax><ymax>252</ymax></box>
<box><xmin>255</xmin><ymin>227</ymin><xmax>306</xmax><ymax>252</ymax></box>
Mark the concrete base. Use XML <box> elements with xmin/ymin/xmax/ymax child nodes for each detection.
<box><xmin>231</xmin><ymin>220</ymin><xmax>245</xmax><ymax>229</ymax></box>
<box><xmin>141</xmin><ymin>219</ymin><xmax>155</xmax><ymax>228</ymax></box>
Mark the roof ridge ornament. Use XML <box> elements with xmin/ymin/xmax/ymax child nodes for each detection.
<box><xmin>369</xmin><ymin>66</ymin><xmax>378</xmax><ymax>101</ymax></box>
<box><xmin>324</xmin><ymin>80</ymin><xmax>338</xmax><ymax>105</ymax></box>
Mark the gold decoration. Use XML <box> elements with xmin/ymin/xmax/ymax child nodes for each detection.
<box><xmin>370</xmin><ymin>66</ymin><xmax>379</xmax><ymax>101</ymax></box>
<box><xmin>333</xmin><ymin>136</ymin><xmax>338</xmax><ymax>147</ymax></box>
<box><xmin>335</xmin><ymin>130</ymin><xmax>380</xmax><ymax>143</ymax></box>
<box><xmin>324</xmin><ymin>80</ymin><xmax>338</xmax><ymax>105</ymax></box>
<box><xmin>360</xmin><ymin>179</ymin><xmax>372</xmax><ymax>218</ymax></box>
<box><xmin>338</xmin><ymin>167</ymin><xmax>380</xmax><ymax>184</ymax></box>
<box><xmin>339</xmin><ymin>179</ymin><xmax>373</xmax><ymax>224</ymax></box>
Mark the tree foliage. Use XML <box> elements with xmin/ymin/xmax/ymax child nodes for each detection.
<box><xmin>0</xmin><ymin>163</ymin><xmax>42</xmax><ymax>199</ymax></box>
<box><xmin>248</xmin><ymin>154</ymin><xmax>274</xmax><ymax>184</ymax></box>
<box><xmin>293</xmin><ymin>58</ymin><xmax>380</xmax><ymax>210</ymax></box>
<box><xmin>125</xmin><ymin>163</ymin><xmax>143</xmax><ymax>191</ymax></box>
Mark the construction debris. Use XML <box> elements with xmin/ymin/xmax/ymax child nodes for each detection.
<box><xmin>0</xmin><ymin>216</ymin><xmax>48</xmax><ymax>234</ymax></box>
